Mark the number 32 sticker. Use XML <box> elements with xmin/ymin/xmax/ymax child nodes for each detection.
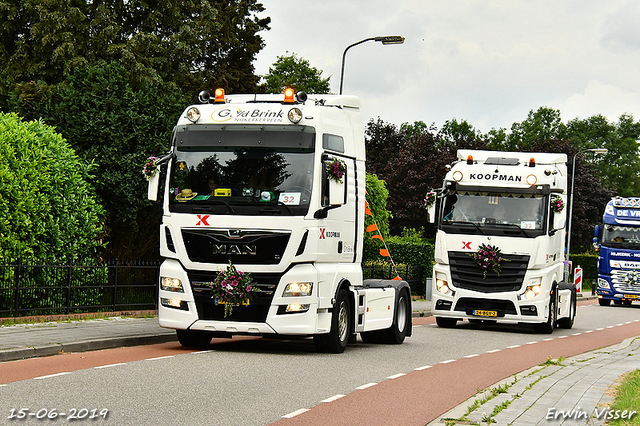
<box><xmin>279</xmin><ymin>193</ymin><xmax>301</xmax><ymax>205</ymax></box>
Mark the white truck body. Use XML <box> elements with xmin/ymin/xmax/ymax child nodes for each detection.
<box><xmin>428</xmin><ymin>150</ymin><xmax>576</xmax><ymax>333</ymax></box>
<box><xmin>149</xmin><ymin>89</ymin><xmax>411</xmax><ymax>352</ymax></box>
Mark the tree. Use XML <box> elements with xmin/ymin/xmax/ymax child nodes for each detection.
<box><xmin>260</xmin><ymin>52</ymin><xmax>331</xmax><ymax>94</ymax></box>
<box><xmin>0</xmin><ymin>0</ymin><xmax>271</xmax><ymax>109</ymax></box>
<box><xmin>9</xmin><ymin>62</ymin><xmax>186</xmax><ymax>259</ymax></box>
<box><xmin>508</xmin><ymin>107</ymin><xmax>566</xmax><ymax>150</ymax></box>
<box><xmin>0</xmin><ymin>112</ymin><xmax>105</xmax><ymax>261</ymax></box>
<box><xmin>364</xmin><ymin>173</ymin><xmax>391</xmax><ymax>262</ymax></box>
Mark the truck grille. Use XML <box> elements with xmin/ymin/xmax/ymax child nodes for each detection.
<box><xmin>448</xmin><ymin>251</ymin><xmax>529</xmax><ymax>293</ymax></box>
<box><xmin>182</xmin><ymin>229</ymin><xmax>290</xmax><ymax>265</ymax></box>
<box><xmin>611</xmin><ymin>270</ymin><xmax>640</xmax><ymax>292</ymax></box>
<box><xmin>188</xmin><ymin>271</ymin><xmax>280</xmax><ymax>322</ymax></box>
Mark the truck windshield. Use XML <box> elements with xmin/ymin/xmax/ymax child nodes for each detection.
<box><xmin>168</xmin><ymin>126</ymin><xmax>315</xmax><ymax>216</ymax></box>
<box><xmin>602</xmin><ymin>225</ymin><xmax>640</xmax><ymax>249</ymax></box>
<box><xmin>440</xmin><ymin>192</ymin><xmax>546</xmax><ymax>237</ymax></box>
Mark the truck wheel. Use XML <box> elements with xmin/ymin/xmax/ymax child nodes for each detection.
<box><xmin>534</xmin><ymin>290</ymin><xmax>557</xmax><ymax>334</ymax></box>
<box><xmin>557</xmin><ymin>290</ymin><xmax>576</xmax><ymax>329</ymax></box>
<box><xmin>436</xmin><ymin>317</ymin><xmax>458</xmax><ymax>328</ymax></box>
<box><xmin>176</xmin><ymin>330</ymin><xmax>212</xmax><ymax>348</ymax></box>
<box><xmin>314</xmin><ymin>289</ymin><xmax>350</xmax><ymax>353</ymax></box>
<box><xmin>598</xmin><ymin>298</ymin><xmax>611</xmax><ymax>306</ymax></box>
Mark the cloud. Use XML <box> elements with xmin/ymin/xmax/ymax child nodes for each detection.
<box><xmin>254</xmin><ymin>0</ymin><xmax>640</xmax><ymax>132</ymax></box>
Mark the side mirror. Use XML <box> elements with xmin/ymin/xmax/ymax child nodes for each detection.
<box><xmin>328</xmin><ymin>178</ymin><xmax>345</xmax><ymax>206</ymax></box>
<box><xmin>594</xmin><ymin>224</ymin><xmax>600</xmax><ymax>238</ymax></box>
<box><xmin>147</xmin><ymin>172</ymin><xmax>160</xmax><ymax>201</ymax></box>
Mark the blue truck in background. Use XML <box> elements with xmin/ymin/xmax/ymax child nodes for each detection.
<box><xmin>594</xmin><ymin>197</ymin><xmax>640</xmax><ymax>306</ymax></box>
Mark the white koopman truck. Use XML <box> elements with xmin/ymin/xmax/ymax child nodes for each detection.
<box><xmin>427</xmin><ymin>150</ymin><xmax>577</xmax><ymax>333</ymax></box>
<box><xmin>147</xmin><ymin>88</ymin><xmax>411</xmax><ymax>353</ymax></box>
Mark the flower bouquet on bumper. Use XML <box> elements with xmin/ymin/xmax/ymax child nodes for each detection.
<box><xmin>469</xmin><ymin>243</ymin><xmax>509</xmax><ymax>279</ymax></box>
<box><xmin>208</xmin><ymin>261</ymin><xmax>256</xmax><ymax>318</ymax></box>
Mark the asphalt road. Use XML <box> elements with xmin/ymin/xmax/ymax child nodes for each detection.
<box><xmin>1</xmin><ymin>300</ymin><xmax>639</xmax><ymax>426</ymax></box>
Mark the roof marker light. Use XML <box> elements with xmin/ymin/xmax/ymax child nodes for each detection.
<box><xmin>214</xmin><ymin>88</ymin><xmax>225</xmax><ymax>103</ymax></box>
<box><xmin>284</xmin><ymin>87</ymin><xmax>295</xmax><ymax>103</ymax></box>
<box><xmin>467</xmin><ymin>155</ymin><xmax>473</xmax><ymax>165</ymax></box>
<box><xmin>529</xmin><ymin>157</ymin><xmax>536</xmax><ymax>167</ymax></box>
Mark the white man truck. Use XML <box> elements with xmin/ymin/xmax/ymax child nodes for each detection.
<box><xmin>427</xmin><ymin>150</ymin><xmax>576</xmax><ymax>333</ymax></box>
<box><xmin>594</xmin><ymin>197</ymin><xmax>640</xmax><ymax>306</ymax></box>
<box><xmin>147</xmin><ymin>88</ymin><xmax>411</xmax><ymax>353</ymax></box>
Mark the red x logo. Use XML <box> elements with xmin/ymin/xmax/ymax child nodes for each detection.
<box><xmin>462</xmin><ymin>242</ymin><xmax>472</xmax><ymax>250</ymax></box>
<box><xmin>197</xmin><ymin>215</ymin><xmax>210</xmax><ymax>226</ymax></box>
<box><xmin>319</xmin><ymin>228</ymin><xmax>326</xmax><ymax>239</ymax></box>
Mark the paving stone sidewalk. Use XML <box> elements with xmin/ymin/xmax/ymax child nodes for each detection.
<box><xmin>428</xmin><ymin>336</ymin><xmax>640</xmax><ymax>425</ymax></box>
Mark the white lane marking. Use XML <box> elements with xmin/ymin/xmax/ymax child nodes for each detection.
<box><xmin>486</xmin><ymin>349</ymin><xmax>500</xmax><ymax>354</ymax></box>
<box><xmin>526</xmin><ymin>341</ymin><xmax>537</xmax><ymax>345</ymax></box>
<box><xmin>507</xmin><ymin>345</ymin><xmax>521</xmax><ymax>349</ymax></box>
<box><xmin>415</xmin><ymin>365</ymin><xmax>432</xmax><ymax>371</ymax></box>
<box><xmin>464</xmin><ymin>354</ymin><xmax>480</xmax><ymax>358</ymax></box>
<box><xmin>34</xmin><ymin>372</ymin><xmax>70</xmax><ymax>380</ymax></box>
<box><xmin>146</xmin><ymin>355</ymin><xmax>175</xmax><ymax>361</ymax></box>
<box><xmin>282</xmin><ymin>409</ymin><xmax>309</xmax><ymax>419</ymax></box>
<box><xmin>94</xmin><ymin>363</ymin><xmax>126</xmax><ymax>369</ymax></box>
<box><xmin>440</xmin><ymin>359</ymin><xmax>456</xmax><ymax>364</ymax></box>
<box><xmin>356</xmin><ymin>383</ymin><xmax>377</xmax><ymax>390</ymax></box>
<box><xmin>322</xmin><ymin>394</ymin><xmax>345</xmax><ymax>403</ymax></box>
<box><xmin>387</xmin><ymin>373</ymin><xmax>406</xmax><ymax>379</ymax></box>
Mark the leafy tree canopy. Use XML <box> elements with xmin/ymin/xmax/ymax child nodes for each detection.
<box><xmin>9</xmin><ymin>61</ymin><xmax>187</xmax><ymax>259</ymax></box>
<box><xmin>0</xmin><ymin>112</ymin><xmax>105</xmax><ymax>261</ymax></box>
<box><xmin>0</xmin><ymin>0</ymin><xmax>271</xmax><ymax>108</ymax></box>
<box><xmin>260</xmin><ymin>52</ymin><xmax>331</xmax><ymax>94</ymax></box>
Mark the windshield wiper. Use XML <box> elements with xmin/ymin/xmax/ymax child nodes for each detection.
<box><xmin>193</xmin><ymin>200</ymin><xmax>236</xmax><ymax>214</ymax></box>
<box><xmin>258</xmin><ymin>201</ymin><xmax>295</xmax><ymax>215</ymax></box>
<box><xmin>443</xmin><ymin>220</ymin><xmax>487</xmax><ymax>234</ymax></box>
<box><xmin>490</xmin><ymin>222</ymin><xmax>533</xmax><ymax>237</ymax></box>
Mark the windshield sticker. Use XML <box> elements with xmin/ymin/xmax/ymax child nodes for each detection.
<box><xmin>279</xmin><ymin>193</ymin><xmax>301</xmax><ymax>205</ymax></box>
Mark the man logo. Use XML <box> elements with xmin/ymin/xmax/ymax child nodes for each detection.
<box><xmin>212</xmin><ymin>244</ymin><xmax>257</xmax><ymax>255</ymax></box>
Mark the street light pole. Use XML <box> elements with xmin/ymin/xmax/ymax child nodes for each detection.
<box><xmin>339</xmin><ymin>35</ymin><xmax>404</xmax><ymax>95</ymax></box>
<box><xmin>565</xmin><ymin>148</ymin><xmax>608</xmax><ymax>279</ymax></box>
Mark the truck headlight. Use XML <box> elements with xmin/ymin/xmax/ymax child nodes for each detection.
<box><xmin>161</xmin><ymin>277</ymin><xmax>184</xmax><ymax>293</ymax></box>
<box><xmin>283</xmin><ymin>282</ymin><xmax>313</xmax><ymax>297</ymax></box>
<box><xmin>160</xmin><ymin>298</ymin><xmax>189</xmax><ymax>311</ymax></box>
<box><xmin>436</xmin><ymin>278</ymin><xmax>450</xmax><ymax>295</ymax></box>
<box><xmin>598</xmin><ymin>278</ymin><xmax>610</xmax><ymax>289</ymax></box>
<box><xmin>525</xmin><ymin>284</ymin><xmax>542</xmax><ymax>299</ymax></box>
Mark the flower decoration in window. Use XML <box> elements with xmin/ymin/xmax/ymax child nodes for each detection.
<box><xmin>142</xmin><ymin>156</ymin><xmax>159</xmax><ymax>181</ymax></box>
<box><xmin>552</xmin><ymin>197</ymin><xmax>565</xmax><ymax>213</ymax></box>
<box><xmin>326</xmin><ymin>158</ymin><xmax>346</xmax><ymax>183</ymax></box>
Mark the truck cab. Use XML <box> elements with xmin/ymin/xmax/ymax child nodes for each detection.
<box><xmin>148</xmin><ymin>88</ymin><xmax>411</xmax><ymax>353</ymax></box>
<box><xmin>427</xmin><ymin>150</ymin><xmax>576</xmax><ymax>333</ymax></box>
<box><xmin>594</xmin><ymin>197</ymin><xmax>640</xmax><ymax>306</ymax></box>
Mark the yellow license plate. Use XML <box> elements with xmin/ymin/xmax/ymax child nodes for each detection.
<box><xmin>215</xmin><ymin>298</ymin><xmax>250</xmax><ymax>306</ymax></box>
<box><xmin>472</xmin><ymin>309</ymin><xmax>497</xmax><ymax>317</ymax></box>
<box><xmin>623</xmin><ymin>294</ymin><xmax>639</xmax><ymax>299</ymax></box>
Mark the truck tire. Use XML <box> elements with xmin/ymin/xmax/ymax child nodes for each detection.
<box><xmin>534</xmin><ymin>289</ymin><xmax>557</xmax><ymax>334</ymax></box>
<box><xmin>314</xmin><ymin>289</ymin><xmax>350</xmax><ymax>353</ymax></box>
<box><xmin>598</xmin><ymin>298</ymin><xmax>611</xmax><ymax>306</ymax></box>
<box><xmin>436</xmin><ymin>317</ymin><xmax>458</xmax><ymax>328</ymax></box>
<box><xmin>360</xmin><ymin>288</ymin><xmax>411</xmax><ymax>344</ymax></box>
<box><xmin>176</xmin><ymin>330</ymin><xmax>212</xmax><ymax>348</ymax></box>
<box><xmin>557</xmin><ymin>290</ymin><xmax>576</xmax><ymax>329</ymax></box>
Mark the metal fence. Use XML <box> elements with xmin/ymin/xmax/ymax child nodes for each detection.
<box><xmin>0</xmin><ymin>259</ymin><xmax>160</xmax><ymax>318</ymax></box>
<box><xmin>0</xmin><ymin>259</ymin><xmax>429</xmax><ymax>318</ymax></box>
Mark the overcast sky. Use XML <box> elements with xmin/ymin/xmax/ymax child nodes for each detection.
<box><xmin>253</xmin><ymin>0</ymin><xmax>640</xmax><ymax>134</ymax></box>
